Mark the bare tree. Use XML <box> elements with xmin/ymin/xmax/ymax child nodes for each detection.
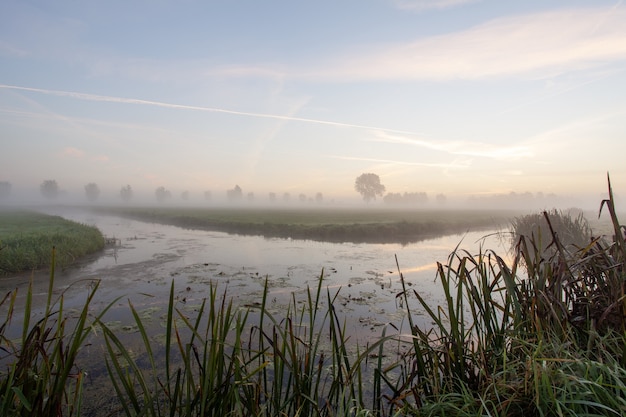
<box><xmin>155</xmin><ymin>186</ymin><xmax>172</xmax><ymax>203</ymax></box>
<box><xmin>40</xmin><ymin>180</ymin><xmax>59</xmax><ymax>200</ymax></box>
<box><xmin>0</xmin><ymin>181</ymin><xmax>11</xmax><ymax>200</ymax></box>
<box><xmin>120</xmin><ymin>185</ymin><xmax>133</xmax><ymax>203</ymax></box>
<box><xmin>354</xmin><ymin>173</ymin><xmax>385</xmax><ymax>203</ymax></box>
<box><xmin>227</xmin><ymin>185</ymin><xmax>243</xmax><ymax>202</ymax></box>
<box><xmin>85</xmin><ymin>183</ymin><xmax>100</xmax><ymax>202</ymax></box>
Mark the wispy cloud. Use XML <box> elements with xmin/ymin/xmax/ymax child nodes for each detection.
<box><xmin>0</xmin><ymin>84</ymin><xmax>421</xmax><ymax>135</ymax></box>
<box><xmin>309</xmin><ymin>7</ymin><xmax>626</xmax><ymax>81</ymax></box>
<box><xmin>371</xmin><ymin>132</ymin><xmax>533</xmax><ymax>160</ymax></box>
<box><xmin>329</xmin><ymin>154</ymin><xmax>471</xmax><ymax>169</ymax></box>
<box><xmin>60</xmin><ymin>147</ymin><xmax>84</xmax><ymax>158</ymax></box>
<box><xmin>392</xmin><ymin>0</ymin><xmax>481</xmax><ymax>12</ymax></box>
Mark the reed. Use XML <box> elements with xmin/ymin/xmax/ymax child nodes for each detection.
<box><xmin>388</xmin><ymin>175</ymin><xmax>626</xmax><ymax>416</ymax></box>
<box><xmin>0</xmin><ymin>248</ymin><xmax>115</xmax><ymax>416</ymax></box>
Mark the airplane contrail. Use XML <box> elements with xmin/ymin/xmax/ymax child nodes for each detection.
<box><xmin>0</xmin><ymin>84</ymin><xmax>421</xmax><ymax>136</ymax></box>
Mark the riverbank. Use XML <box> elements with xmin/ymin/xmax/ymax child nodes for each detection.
<box><xmin>0</xmin><ymin>210</ymin><xmax>105</xmax><ymax>275</ymax></box>
<box><xmin>94</xmin><ymin>206</ymin><xmax>520</xmax><ymax>244</ymax></box>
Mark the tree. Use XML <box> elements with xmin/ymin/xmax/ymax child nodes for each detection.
<box><xmin>120</xmin><ymin>185</ymin><xmax>133</xmax><ymax>203</ymax></box>
<box><xmin>155</xmin><ymin>186</ymin><xmax>171</xmax><ymax>203</ymax></box>
<box><xmin>268</xmin><ymin>192</ymin><xmax>277</xmax><ymax>203</ymax></box>
<box><xmin>227</xmin><ymin>185</ymin><xmax>243</xmax><ymax>202</ymax></box>
<box><xmin>181</xmin><ymin>190</ymin><xmax>189</xmax><ymax>201</ymax></box>
<box><xmin>354</xmin><ymin>173</ymin><xmax>385</xmax><ymax>203</ymax></box>
<box><xmin>204</xmin><ymin>191</ymin><xmax>212</xmax><ymax>201</ymax></box>
<box><xmin>0</xmin><ymin>181</ymin><xmax>11</xmax><ymax>200</ymax></box>
<box><xmin>85</xmin><ymin>183</ymin><xmax>100</xmax><ymax>202</ymax></box>
<box><xmin>315</xmin><ymin>192</ymin><xmax>323</xmax><ymax>204</ymax></box>
<box><xmin>40</xmin><ymin>180</ymin><xmax>59</xmax><ymax>200</ymax></box>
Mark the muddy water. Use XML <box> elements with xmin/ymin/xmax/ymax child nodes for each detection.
<box><xmin>0</xmin><ymin>207</ymin><xmax>508</xmax><ymax>415</ymax></box>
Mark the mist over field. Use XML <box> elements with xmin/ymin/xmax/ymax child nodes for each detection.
<box><xmin>2</xmin><ymin>1</ymin><xmax>625</xmax><ymax>214</ymax></box>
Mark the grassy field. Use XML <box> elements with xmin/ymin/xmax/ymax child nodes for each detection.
<box><xmin>96</xmin><ymin>206</ymin><xmax>520</xmax><ymax>244</ymax></box>
<box><xmin>0</xmin><ymin>210</ymin><xmax>105</xmax><ymax>275</ymax></box>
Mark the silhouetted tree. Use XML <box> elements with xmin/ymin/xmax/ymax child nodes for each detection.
<box><xmin>315</xmin><ymin>192</ymin><xmax>323</xmax><ymax>203</ymax></box>
<box><xmin>155</xmin><ymin>186</ymin><xmax>171</xmax><ymax>203</ymax></box>
<box><xmin>181</xmin><ymin>190</ymin><xmax>189</xmax><ymax>201</ymax></box>
<box><xmin>120</xmin><ymin>185</ymin><xmax>133</xmax><ymax>203</ymax></box>
<box><xmin>227</xmin><ymin>185</ymin><xmax>243</xmax><ymax>202</ymax></box>
<box><xmin>269</xmin><ymin>192</ymin><xmax>277</xmax><ymax>203</ymax></box>
<box><xmin>85</xmin><ymin>183</ymin><xmax>100</xmax><ymax>202</ymax></box>
<box><xmin>299</xmin><ymin>193</ymin><xmax>307</xmax><ymax>203</ymax></box>
<box><xmin>283</xmin><ymin>192</ymin><xmax>291</xmax><ymax>203</ymax></box>
<box><xmin>0</xmin><ymin>181</ymin><xmax>11</xmax><ymax>200</ymax></box>
<box><xmin>355</xmin><ymin>173</ymin><xmax>385</xmax><ymax>203</ymax></box>
<box><xmin>40</xmin><ymin>180</ymin><xmax>59</xmax><ymax>200</ymax></box>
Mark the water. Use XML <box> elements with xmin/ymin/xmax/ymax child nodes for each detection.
<box><xmin>0</xmin><ymin>207</ymin><xmax>509</xmax><ymax>415</ymax></box>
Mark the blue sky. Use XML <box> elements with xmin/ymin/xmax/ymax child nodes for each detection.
<box><xmin>1</xmin><ymin>0</ymin><xmax>626</xmax><ymax>205</ymax></box>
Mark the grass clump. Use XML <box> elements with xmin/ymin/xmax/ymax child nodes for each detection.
<box><xmin>0</xmin><ymin>210</ymin><xmax>105</xmax><ymax>275</ymax></box>
<box><xmin>390</xmin><ymin>175</ymin><xmax>626</xmax><ymax>416</ymax></box>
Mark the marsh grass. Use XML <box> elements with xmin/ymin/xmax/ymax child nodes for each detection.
<box><xmin>1</xmin><ymin>178</ymin><xmax>626</xmax><ymax>416</ymax></box>
<box><xmin>97</xmin><ymin>206</ymin><xmax>516</xmax><ymax>245</ymax></box>
<box><xmin>0</xmin><ymin>210</ymin><xmax>105</xmax><ymax>275</ymax></box>
<box><xmin>0</xmin><ymin>248</ymin><xmax>115</xmax><ymax>416</ymax></box>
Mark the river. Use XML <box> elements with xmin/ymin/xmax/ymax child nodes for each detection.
<box><xmin>0</xmin><ymin>207</ymin><xmax>510</xmax><ymax>415</ymax></box>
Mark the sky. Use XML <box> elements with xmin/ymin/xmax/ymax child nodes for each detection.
<box><xmin>1</xmin><ymin>0</ymin><xmax>626</xmax><ymax>206</ymax></box>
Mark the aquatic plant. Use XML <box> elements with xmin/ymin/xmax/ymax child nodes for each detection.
<box><xmin>0</xmin><ymin>248</ymin><xmax>114</xmax><ymax>416</ymax></box>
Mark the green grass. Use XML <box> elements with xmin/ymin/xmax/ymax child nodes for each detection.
<box><xmin>95</xmin><ymin>206</ymin><xmax>517</xmax><ymax>244</ymax></box>
<box><xmin>0</xmin><ymin>210</ymin><xmax>105</xmax><ymax>275</ymax></box>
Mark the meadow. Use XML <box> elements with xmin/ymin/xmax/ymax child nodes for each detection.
<box><xmin>96</xmin><ymin>206</ymin><xmax>517</xmax><ymax>244</ymax></box>
<box><xmin>0</xmin><ymin>210</ymin><xmax>105</xmax><ymax>275</ymax></box>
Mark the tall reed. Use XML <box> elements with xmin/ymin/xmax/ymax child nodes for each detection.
<box><xmin>0</xmin><ymin>248</ymin><xmax>114</xmax><ymax>416</ymax></box>
<box><xmin>389</xmin><ymin>174</ymin><xmax>626</xmax><ymax>416</ymax></box>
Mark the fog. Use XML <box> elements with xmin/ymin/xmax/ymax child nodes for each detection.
<box><xmin>0</xmin><ymin>180</ymin><xmax>606</xmax><ymax>212</ymax></box>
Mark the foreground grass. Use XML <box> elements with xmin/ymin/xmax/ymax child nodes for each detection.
<box><xmin>1</xmin><ymin>178</ymin><xmax>625</xmax><ymax>416</ymax></box>
<box><xmin>0</xmin><ymin>210</ymin><xmax>105</xmax><ymax>275</ymax></box>
<box><xmin>95</xmin><ymin>206</ymin><xmax>517</xmax><ymax>244</ymax></box>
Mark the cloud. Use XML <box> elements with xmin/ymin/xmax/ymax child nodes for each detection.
<box><xmin>392</xmin><ymin>0</ymin><xmax>481</xmax><ymax>12</ymax></box>
<box><xmin>0</xmin><ymin>84</ymin><xmax>420</xmax><ymax>135</ymax></box>
<box><xmin>60</xmin><ymin>147</ymin><xmax>85</xmax><ymax>158</ymax></box>
<box><xmin>371</xmin><ymin>132</ymin><xmax>533</xmax><ymax>160</ymax></box>
<box><xmin>329</xmin><ymin>154</ymin><xmax>471</xmax><ymax>169</ymax></box>
<box><xmin>309</xmin><ymin>7</ymin><xmax>626</xmax><ymax>81</ymax></box>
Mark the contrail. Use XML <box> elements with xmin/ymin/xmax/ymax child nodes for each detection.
<box><xmin>0</xmin><ymin>84</ymin><xmax>421</xmax><ymax>136</ymax></box>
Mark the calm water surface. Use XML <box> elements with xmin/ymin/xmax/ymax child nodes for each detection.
<box><xmin>0</xmin><ymin>207</ymin><xmax>509</xmax><ymax>415</ymax></box>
